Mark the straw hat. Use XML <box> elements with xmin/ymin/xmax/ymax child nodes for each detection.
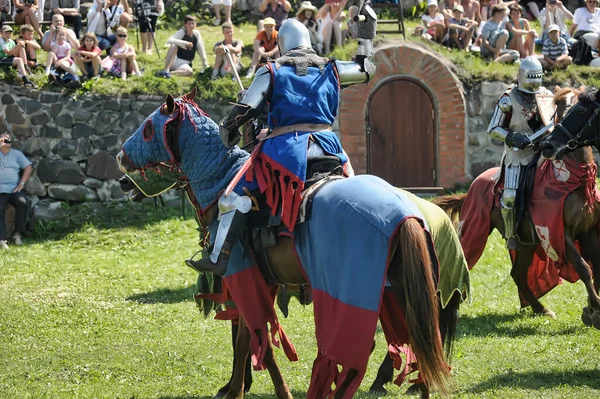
<box><xmin>296</xmin><ymin>1</ymin><xmax>318</xmax><ymax>17</ymax></box>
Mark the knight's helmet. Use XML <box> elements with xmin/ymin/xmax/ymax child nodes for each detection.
<box><xmin>277</xmin><ymin>19</ymin><xmax>312</xmax><ymax>55</ymax></box>
<box><xmin>517</xmin><ymin>56</ymin><xmax>543</xmax><ymax>94</ymax></box>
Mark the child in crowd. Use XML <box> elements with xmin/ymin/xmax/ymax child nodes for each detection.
<box><xmin>422</xmin><ymin>0</ymin><xmax>447</xmax><ymax>44</ymax></box>
<box><xmin>74</xmin><ymin>32</ymin><xmax>102</xmax><ymax>79</ymax></box>
<box><xmin>110</xmin><ymin>26</ymin><xmax>141</xmax><ymax>80</ymax></box>
<box><xmin>16</xmin><ymin>24</ymin><xmax>40</xmax><ymax>69</ymax></box>
<box><xmin>0</xmin><ymin>24</ymin><xmax>35</xmax><ymax>87</ymax></box>
<box><xmin>45</xmin><ymin>27</ymin><xmax>75</xmax><ymax>80</ymax></box>
<box><xmin>448</xmin><ymin>4</ymin><xmax>479</xmax><ymax>50</ymax></box>
<box><xmin>343</xmin><ymin>5</ymin><xmax>358</xmax><ymax>42</ymax></box>
<box><xmin>540</xmin><ymin>23</ymin><xmax>572</xmax><ymax>69</ymax></box>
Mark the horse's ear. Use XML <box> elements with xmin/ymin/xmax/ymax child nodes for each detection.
<box><xmin>166</xmin><ymin>94</ymin><xmax>176</xmax><ymax>114</ymax></box>
<box><xmin>554</xmin><ymin>85</ymin><xmax>560</xmax><ymax>93</ymax></box>
<box><xmin>184</xmin><ymin>87</ymin><xmax>197</xmax><ymax>102</ymax></box>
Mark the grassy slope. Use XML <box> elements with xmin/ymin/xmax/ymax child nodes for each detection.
<box><xmin>0</xmin><ymin>202</ymin><xmax>599</xmax><ymax>398</ymax></box>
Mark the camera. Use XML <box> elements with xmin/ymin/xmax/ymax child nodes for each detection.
<box><xmin>1</xmin><ymin>138</ymin><xmax>11</xmax><ymax>144</ymax></box>
<box><xmin>24</xmin><ymin>0</ymin><xmax>35</xmax><ymax>5</ymax></box>
<box><xmin>549</xmin><ymin>0</ymin><xmax>557</xmax><ymax>4</ymax></box>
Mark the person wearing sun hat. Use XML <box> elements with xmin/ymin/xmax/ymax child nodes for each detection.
<box><xmin>296</xmin><ymin>0</ymin><xmax>323</xmax><ymax>54</ymax></box>
<box><xmin>541</xmin><ymin>23</ymin><xmax>572</xmax><ymax>69</ymax></box>
<box><xmin>246</xmin><ymin>17</ymin><xmax>279</xmax><ymax>78</ymax></box>
<box><xmin>0</xmin><ymin>24</ymin><xmax>35</xmax><ymax>87</ymax></box>
<box><xmin>448</xmin><ymin>3</ymin><xmax>479</xmax><ymax>50</ymax></box>
<box><xmin>421</xmin><ymin>0</ymin><xmax>447</xmax><ymax>43</ymax></box>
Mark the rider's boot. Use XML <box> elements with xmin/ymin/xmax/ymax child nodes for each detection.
<box><xmin>186</xmin><ymin>210</ymin><xmax>247</xmax><ymax>276</ymax></box>
<box><xmin>501</xmin><ymin>206</ymin><xmax>519</xmax><ymax>250</ymax></box>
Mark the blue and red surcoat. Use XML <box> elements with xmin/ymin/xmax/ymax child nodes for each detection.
<box><xmin>233</xmin><ymin>60</ymin><xmax>349</xmax><ymax>230</ymax></box>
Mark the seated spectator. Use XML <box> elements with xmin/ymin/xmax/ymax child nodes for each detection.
<box><xmin>570</xmin><ymin>0</ymin><xmax>600</xmax><ymax>50</ymax></box>
<box><xmin>296</xmin><ymin>1</ymin><xmax>324</xmax><ymax>53</ymax></box>
<box><xmin>0</xmin><ymin>25</ymin><xmax>35</xmax><ymax>87</ymax></box>
<box><xmin>421</xmin><ymin>0</ymin><xmax>448</xmax><ymax>44</ymax></box>
<box><xmin>0</xmin><ymin>0</ymin><xmax>11</xmax><ymax>24</ymax></box>
<box><xmin>156</xmin><ymin>15</ymin><xmax>208</xmax><ymax>78</ymax></box>
<box><xmin>480</xmin><ymin>5</ymin><xmax>520</xmax><ymax>61</ymax></box>
<box><xmin>449</xmin><ymin>4</ymin><xmax>479</xmax><ymax>50</ymax></box>
<box><xmin>74</xmin><ymin>32</ymin><xmax>102</xmax><ymax>79</ymax></box>
<box><xmin>212</xmin><ymin>0</ymin><xmax>232</xmax><ymax>26</ymax></box>
<box><xmin>539</xmin><ymin>0</ymin><xmax>575</xmax><ymax>46</ymax></box>
<box><xmin>87</xmin><ymin>0</ymin><xmax>132</xmax><ymax>51</ymax></box>
<box><xmin>506</xmin><ymin>5</ymin><xmax>537</xmax><ymax>57</ymax></box>
<box><xmin>342</xmin><ymin>4</ymin><xmax>358</xmax><ymax>43</ymax></box>
<box><xmin>13</xmin><ymin>0</ymin><xmax>44</xmax><ymax>39</ymax></box>
<box><xmin>16</xmin><ymin>24</ymin><xmax>39</xmax><ymax>69</ymax></box>
<box><xmin>211</xmin><ymin>22</ymin><xmax>243</xmax><ymax>80</ymax></box>
<box><xmin>42</xmin><ymin>13</ymin><xmax>79</xmax><ymax>53</ymax></box>
<box><xmin>461</xmin><ymin>0</ymin><xmax>483</xmax><ymax>23</ymax></box>
<box><xmin>259</xmin><ymin>0</ymin><xmax>291</xmax><ymax>30</ymax></box>
<box><xmin>540</xmin><ymin>23</ymin><xmax>572</xmax><ymax>68</ymax></box>
<box><xmin>109</xmin><ymin>26</ymin><xmax>140</xmax><ymax>80</ymax></box>
<box><xmin>0</xmin><ymin>132</ymin><xmax>32</xmax><ymax>250</ymax></box>
<box><xmin>318</xmin><ymin>0</ymin><xmax>347</xmax><ymax>54</ymax></box>
<box><xmin>51</xmin><ymin>0</ymin><xmax>83</xmax><ymax>39</ymax></box>
<box><xmin>246</xmin><ymin>17</ymin><xmax>278</xmax><ymax>78</ymax></box>
<box><xmin>440</xmin><ymin>0</ymin><xmax>460</xmax><ymax>19</ymax></box>
<box><xmin>45</xmin><ymin>27</ymin><xmax>76</xmax><ymax>78</ymax></box>
<box><xmin>521</xmin><ymin>0</ymin><xmax>544</xmax><ymax>19</ymax></box>
<box><xmin>132</xmin><ymin>0</ymin><xmax>164</xmax><ymax>55</ymax></box>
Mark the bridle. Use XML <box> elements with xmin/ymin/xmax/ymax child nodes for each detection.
<box><xmin>547</xmin><ymin>99</ymin><xmax>600</xmax><ymax>154</ymax></box>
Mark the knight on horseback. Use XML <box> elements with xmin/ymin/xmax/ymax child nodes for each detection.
<box><xmin>187</xmin><ymin>6</ymin><xmax>378</xmax><ymax>275</ymax></box>
<box><xmin>487</xmin><ymin>56</ymin><xmax>553</xmax><ymax>250</ymax></box>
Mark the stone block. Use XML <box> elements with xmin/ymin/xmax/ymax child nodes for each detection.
<box><xmin>72</xmin><ymin>123</ymin><xmax>96</xmax><ymax>139</ymax></box>
<box><xmin>91</xmin><ymin>134</ymin><xmax>120</xmax><ymax>150</ymax></box>
<box><xmin>481</xmin><ymin>81</ymin><xmax>509</xmax><ymax>97</ymax></box>
<box><xmin>104</xmin><ymin>100</ymin><xmax>121</xmax><ymax>111</ymax></box>
<box><xmin>24</xmin><ymin>100</ymin><xmax>42</xmax><ymax>114</ymax></box>
<box><xmin>38</xmin><ymin>159</ymin><xmax>86</xmax><ymax>184</ymax></box>
<box><xmin>50</xmin><ymin>103</ymin><xmax>63</xmax><ymax>117</ymax></box>
<box><xmin>96</xmin><ymin>110</ymin><xmax>119</xmax><ymax>126</ymax></box>
<box><xmin>470</xmin><ymin>161</ymin><xmax>498</xmax><ymax>177</ymax></box>
<box><xmin>74</xmin><ymin>109</ymin><xmax>94</xmax><ymax>122</ymax></box>
<box><xmin>30</xmin><ymin>112</ymin><xmax>51</xmax><ymax>126</ymax></box>
<box><xmin>86</xmin><ymin>151</ymin><xmax>123</xmax><ymax>180</ymax></box>
<box><xmin>83</xmin><ymin>178</ymin><xmax>103</xmax><ymax>189</ymax></box>
<box><xmin>55</xmin><ymin>113</ymin><xmax>74</xmax><ymax>128</ymax></box>
<box><xmin>107</xmin><ymin>180</ymin><xmax>126</xmax><ymax>200</ymax></box>
<box><xmin>25</xmin><ymin>174</ymin><xmax>46</xmax><ymax>197</ymax></box>
<box><xmin>11</xmin><ymin>124</ymin><xmax>33</xmax><ymax>141</ymax></box>
<box><xmin>34</xmin><ymin>199</ymin><xmax>66</xmax><ymax>221</ymax></box>
<box><xmin>6</xmin><ymin>104</ymin><xmax>25</xmax><ymax>124</ymax></box>
<box><xmin>120</xmin><ymin>112</ymin><xmax>144</xmax><ymax>131</ymax></box>
<box><xmin>22</xmin><ymin>138</ymin><xmax>54</xmax><ymax>157</ymax></box>
<box><xmin>468</xmin><ymin>134</ymin><xmax>483</xmax><ymax>147</ymax></box>
<box><xmin>41</xmin><ymin>124</ymin><xmax>63</xmax><ymax>138</ymax></box>
<box><xmin>52</xmin><ymin>139</ymin><xmax>78</xmax><ymax>158</ymax></box>
<box><xmin>39</xmin><ymin>92</ymin><xmax>60</xmax><ymax>103</ymax></box>
<box><xmin>1</xmin><ymin>94</ymin><xmax>15</xmax><ymax>104</ymax></box>
<box><xmin>139</xmin><ymin>102</ymin><xmax>162</xmax><ymax>115</ymax></box>
<box><xmin>47</xmin><ymin>184</ymin><xmax>98</xmax><ymax>202</ymax></box>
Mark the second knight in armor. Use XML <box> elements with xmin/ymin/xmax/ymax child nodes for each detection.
<box><xmin>487</xmin><ymin>56</ymin><xmax>552</xmax><ymax>249</ymax></box>
<box><xmin>187</xmin><ymin>10</ymin><xmax>377</xmax><ymax>276</ymax></box>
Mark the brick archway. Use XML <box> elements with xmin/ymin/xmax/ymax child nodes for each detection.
<box><xmin>339</xmin><ymin>42</ymin><xmax>469</xmax><ymax>188</ymax></box>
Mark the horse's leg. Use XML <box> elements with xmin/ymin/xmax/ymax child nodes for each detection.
<box><xmin>565</xmin><ymin>235</ymin><xmax>600</xmax><ymax>329</ymax></box>
<box><xmin>333</xmin><ymin>368</ymin><xmax>359</xmax><ymax>399</ymax></box>
<box><xmin>217</xmin><ymin>322</ymin><xmax>253</xmax><ymax>398</ymax></box>
<box><xmin>579</xmin><ymin>229</ymin><xmax>600</xmax><ymax>296</ymax></box>
<box><xmin>224</xmin><ymin>317</ymin><xmax>251</xmax><ymax>399</ymax></box>
<box><xmin>262</xmin><ymin>332</ymin><xmax>293</xmax><ymax>399</ymax></box>
<box><xmin>510</xmin><ymin>244</ymin><xmax>555</xmax><ymax>317</ymax></box>
<box><xmin>369</xmin><ymin>352</ymin><xmax>393</xmax><ymax>394</ymax></box>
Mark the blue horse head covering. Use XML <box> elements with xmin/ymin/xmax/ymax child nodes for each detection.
<box><xmin>121</xmin><ymin>92</ymin><xmax>250</xmax><ymax>212</ymax></box>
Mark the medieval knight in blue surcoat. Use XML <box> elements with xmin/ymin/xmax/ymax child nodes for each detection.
<box><xmin>188</xmin><ymin>11</ymin><xmax>378</xmax><ymax>276</ymax></box>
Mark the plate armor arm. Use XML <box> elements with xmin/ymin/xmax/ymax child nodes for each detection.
<box><xmin>487</xmin><ymin>95</ymin><xmax>531</xmax><ymax>149</ymax></box>
<box><xmin>219</xmin><ymin>66</ymin><xmax>272</xmax><ymax>148</ymax></box>
<box><xmin>335</xmin><ymin>3</ymin><xmax>377</xmax><ymax>85</ymax></box>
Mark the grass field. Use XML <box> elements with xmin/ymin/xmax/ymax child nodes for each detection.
<box><xmin>1</xmin><ymin>201</ymin><xmax>599</xmax><ymax>398</ymax></box>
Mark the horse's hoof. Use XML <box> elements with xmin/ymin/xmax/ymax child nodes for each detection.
<box><xmin>405</xmin><ymin>383</ymin><xmax>422</xmax><ymax>395</ymax></box>
<box><xmin>541</xmin><ymin>308</ymin><xmax>557</xmax><ymax>319</ymax></box>
<box><xmin>582</xmin><ymin>306</ymin><xmax>593</xmax><ymax>327</ymax></box>
<box><xmin>369</xmin><ymin>385</ymin><xmax>388</xmax><ymax>395</ymax></box>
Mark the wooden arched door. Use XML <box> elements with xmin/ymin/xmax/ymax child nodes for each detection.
<box><xmin>368</xmin><ymin>79</ymin><xmax>437</xmax><ymax>188</ymax></box>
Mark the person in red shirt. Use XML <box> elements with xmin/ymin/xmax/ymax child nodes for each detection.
<box><xmin>246</xmin><ymin>17</ymin><xmax>279</xmax><ymax>78</ymax></box>
<box><xmin>74</xmin><ymin>32</ymin><xmax>102</xmax><ymax>79</ymax></box>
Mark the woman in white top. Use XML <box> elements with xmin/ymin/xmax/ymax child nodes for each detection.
<box><xmin>421</xmin><ymin>0</ymin><xmax>447</xmax><ymax>43</ymax></box>
<box><xmin>570</xmin><ymin>0</ymin><xmax>600</xmax><ymax>49</ymax></box>
<box><xmin>539</xmin><ymin>0</ymin><xmax>574</xmax><ymax>45</ymax></box>
<box><xmin>317</xmin><ymin>0</ymin><xmax>347</xmax><ymax>54</ymax></box>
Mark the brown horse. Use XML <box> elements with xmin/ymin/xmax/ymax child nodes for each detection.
<box><xmin>116</xmin><ymin>89</ymin><xmax>452</xmax><ymax>398</ymax></box>
<box><xmin>433</xmin><ymin>87</ymin><xmax>600</xmax><ymax>329</ymax></box>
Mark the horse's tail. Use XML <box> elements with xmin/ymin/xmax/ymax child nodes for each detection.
<box><xmin>439</xmin><ymin>290</ymin><xmax>461</xmax><ymax>361</ymax></box>
<box><xmin>389</xmin><ymin>218</ymin><xmax>450</xmax><ymax>396</ymax></box>
<box><xmin>432</xmin><ymin>194</ymin><xmax>467</xmax><ymax>229</ymax></box>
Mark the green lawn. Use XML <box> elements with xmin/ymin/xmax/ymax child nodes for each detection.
<box><xmin>1</xmin><ymin>201</ymin><xmax>599</xmax><ymax>398</ymax></box>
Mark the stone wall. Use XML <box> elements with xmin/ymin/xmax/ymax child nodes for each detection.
<box><xmin>0</xmin><ymin>82</ymin><xmax>231</xmax><ymax>219</ymax></box>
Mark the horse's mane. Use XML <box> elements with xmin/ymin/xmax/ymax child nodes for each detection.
<box><xmin>576</xmin><ymin>87</ymin><xmax>599</xmax><ymax>105</ymax></box>
<box><xmin>553</xmin><ymin>86</ymin><xmax>587</xmax><ymax>104</ymax></box>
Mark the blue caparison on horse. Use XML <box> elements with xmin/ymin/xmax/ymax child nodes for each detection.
<box><xmin>116</xmin><ymin>89</ymin><xmax>469</xmax><ymax>398</ymax></box>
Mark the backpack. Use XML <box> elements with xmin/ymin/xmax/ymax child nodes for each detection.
<box><xmin>569</xmin><ymin>39</ymin><xmax>594</xmax><ymax>66</ymax></box>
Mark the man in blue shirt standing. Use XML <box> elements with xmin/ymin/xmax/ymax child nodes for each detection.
<box><xmin>0</xmin><ymin>132</ymin><xmax>32</xmax><ymax>249</ymax></box>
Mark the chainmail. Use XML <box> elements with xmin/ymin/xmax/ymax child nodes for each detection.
<box><xmin>274</xmin><ymin>48</ymin><xmax>329</xmax><ymax>76</ymax></box>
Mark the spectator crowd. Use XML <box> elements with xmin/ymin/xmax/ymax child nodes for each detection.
<box><xmin>0</xmin><ymin>0</ymin><xmax>599</xmax><ymax>89</ymax></box>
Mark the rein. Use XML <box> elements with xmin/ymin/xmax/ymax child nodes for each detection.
<box><xmin>553</xmin><ymin>105</ymin><xmax>600</xmax><ymax>151</ymax></box>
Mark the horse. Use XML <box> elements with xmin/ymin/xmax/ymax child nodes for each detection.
<box><xmin>116</xmin><ymin>88</ymin><xmax>455</xmax><ymax>398</ymax></box>
<box><xmin>119</xmin><ymin>171</ymin><xmax>469</xmax><ymax>397</ymax></box>
<box><xmin>433</xmin><ymin>87</ymin><xmax>600</xmax><ymax>330</ymax></box>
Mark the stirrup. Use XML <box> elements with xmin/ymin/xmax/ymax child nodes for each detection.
<box><xmin>185</xmin><ymin>248</ymin><xmax>230</xmax><ymax>276</ymax></box>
